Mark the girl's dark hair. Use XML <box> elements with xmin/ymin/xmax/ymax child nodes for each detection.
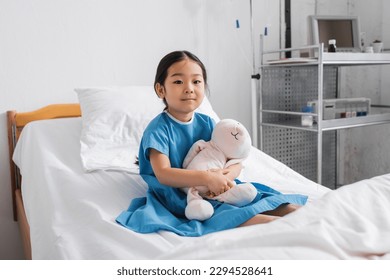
<box><xmin>154</xmin><ymin>50</ymin><xmax>208</xmax><ymax>108</ymax></box>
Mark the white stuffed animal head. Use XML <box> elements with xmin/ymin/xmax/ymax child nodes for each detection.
<box><xmin>211</xmin><ymin>119</ymin><xmax>252</xmax><ymax>160</ymax></box>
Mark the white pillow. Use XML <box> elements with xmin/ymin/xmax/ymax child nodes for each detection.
<box><xmin>75</xmin><ymin>86</ymin><xmax>220</xmax><ymax>172</ymax></box>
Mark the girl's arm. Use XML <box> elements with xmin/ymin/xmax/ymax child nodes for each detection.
<box><xmin>149</xmin><ymin>148</ymin><xmax>234</xmax><ymax>195</ymax></box>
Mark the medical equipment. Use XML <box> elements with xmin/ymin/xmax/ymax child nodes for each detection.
<box><xmin>307</xmin><ymin>97</ymin><xmax>371</xmax><ymax>120</ymax></box>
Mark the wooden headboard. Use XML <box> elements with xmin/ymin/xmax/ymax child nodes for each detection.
<box><xmin>7</xmin><ymin>103</ymin><xmax>81</xmax><ymax>221</ymax></box>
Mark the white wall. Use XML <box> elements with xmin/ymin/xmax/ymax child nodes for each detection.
<box><xmin>0</xmin><ymin>0</ymin><xmax>281</xmax><ymax>259</ymax></box>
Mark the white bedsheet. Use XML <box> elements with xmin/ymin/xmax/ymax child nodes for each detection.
<box><xmin>163</xmin><ymin>175</ymin><xmax>390</xmax><ymax>259</ymax></box>
<box><xmin>12</xmin><ymin>118</ymin><xmax>390</xmax><ymax>259</ymax></box>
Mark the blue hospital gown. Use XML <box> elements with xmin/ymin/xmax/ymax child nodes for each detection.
<box><xmin>116</xmin><ymin>112</ymin><xmax>307</xmax><ymax>236</ymax></box>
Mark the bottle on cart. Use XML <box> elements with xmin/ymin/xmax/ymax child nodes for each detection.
<box><xmin>328</xmin><ymin>39</ymin><xmax>337</xmax><ymax>52</ymax></box>
<box><xmin>301</xmin><ymin>105</ymin><xmax>314</xmax><ymax>127</ymax></box>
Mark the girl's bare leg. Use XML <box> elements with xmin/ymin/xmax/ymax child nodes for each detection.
<box><xmin>262</xmin><ymin>204</ymin><xmax>301</xmax><ymax>217</ymax></box>
<box><xmin>238</xmin><ymin>214</ymin><xmax>279</xmax><ymax>227</ymax></box>
<box><xmin>238</xmin><ymin>204</ymin><xmax>301</xmax><ymax>227</ymax></box>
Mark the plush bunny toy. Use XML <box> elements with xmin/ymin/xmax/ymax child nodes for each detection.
<box><xmin>182</xmin><ymin>119</ymin><xmax>258</xmax><ymax>221</ymax></box>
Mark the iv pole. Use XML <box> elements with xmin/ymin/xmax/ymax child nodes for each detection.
<box><xmin>249</xmin><ymin>0</ymin><xmax>260</xmax><ymax>147</ymax></box>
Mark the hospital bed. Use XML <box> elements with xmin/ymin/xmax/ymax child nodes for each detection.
<box><xmin>7</xmin><ymin>86</ymin><xmax>390</xmax><ymax>260</ymax></box>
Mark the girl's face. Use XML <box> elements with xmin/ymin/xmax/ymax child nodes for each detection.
<box><xmin>156</xmin><ymin>59</ymin><xmax>205</xmax><ymax>122</ymax></box>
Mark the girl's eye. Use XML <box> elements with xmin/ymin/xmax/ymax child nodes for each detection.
<box><xmin>173</xmin><ymin>80</ymin><xmax>183</xmax><ymax>84</ymax></box>
<box><xmin>194</xmin><ymin>80</ymin><xmax>202</xmax><ymax>84</ymax></box>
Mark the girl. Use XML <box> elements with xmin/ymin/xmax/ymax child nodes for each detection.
<box><xmin>116</xmin><ymin>51</ymin><xmax>307</xmax><ymax>235</ymax></box>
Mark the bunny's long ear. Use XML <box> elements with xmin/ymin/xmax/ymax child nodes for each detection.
<box><xmin>182</xmin><ymin>140</ymin><xmax>208</xmax><ymax>169</ymax></box>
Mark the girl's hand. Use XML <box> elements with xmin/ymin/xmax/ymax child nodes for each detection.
<box><xmin>206</xmin><ymin>169</ymin><xmax>234</xmax><ymax>196</ymax></box>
